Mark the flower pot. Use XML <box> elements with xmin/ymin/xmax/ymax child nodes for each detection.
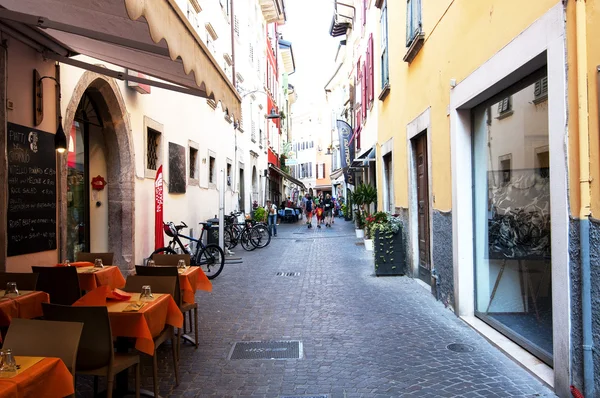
<box><xmin>355</xmin><ymin>229</ymin><xmax>364</xmax><ymax>239</ymax></box>
<box><xmin>374</xmin><ymin>229</ymin><xmax>406</xmax><ymax>276</ymax></box>
<box><xmin>364</xmin><ymin>238</ymin><xmax>374</xmax><ymax>251</ymax></box>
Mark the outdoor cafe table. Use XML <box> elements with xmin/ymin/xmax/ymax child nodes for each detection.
<box><xmin>76</xmin><ymin>265</ymin><xmax>126</xmax><ymax>291</ymax></box>
<box><xmin>0</xmin><ymin>291</ymin><xmax>49</xmax><ymax>328</ymax></box>
<box><xmin>106</xmin><ymin>293</ymin><xmax>183</xmax><ymax>356</ymax></box>
<box><xmin>0</xmin><ymin>356</ymin><xmax>74</xmax><ymax>397</ymax></box>
<box><xmin>178</xmin><ymin>266</ymin><xmax>212</xmax><ymax>304</ymax></box>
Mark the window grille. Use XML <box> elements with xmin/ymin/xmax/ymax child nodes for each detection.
<box><xmin>406</xmin><ymin>0</ymin><xmax>422</xmax><ymax>47</ymax></box>
<box><xmin>147</xmin><ymin>128</ymin><xmax>160</xmax><ymax>170</ymax></box>
<box><xmin>234</xmin><ymin>16</ymin><xmax>240</xmax><ymax>37</ymax></box>
<box><xmin>209</xmin><ymin>156</ymin><xmax>216</xmax><ymax>184</ymax></box>
<box><xmin>189</xmin><ymin>147</ymin><xmax>198</xmax><ymax>179</ymax></box>
<box><xmin>249</xmin><ymin>44</ymin><xmax>254</xmax><ymax>63</ymax></box>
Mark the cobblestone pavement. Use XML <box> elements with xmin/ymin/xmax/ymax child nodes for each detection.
<box><xmin>77</xmin><ymin>218</ymin><xmax>555</xmax><ymax>397</ymax></box>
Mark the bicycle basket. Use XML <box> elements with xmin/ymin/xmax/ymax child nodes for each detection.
<box><xmin>163</xmin><ymin>222</ymin><xmax>177</xmax><ymax>237</ymax></box>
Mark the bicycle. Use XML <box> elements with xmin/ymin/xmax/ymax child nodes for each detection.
<box><xmin>149</xmin><ymin>221</ymin><xmax>225</xmax><ymax>279</ymax></box>
<box><xmin>223</xmin><ymin>212</ymin><xmax>271</xmax><ymax>251</ymax></box>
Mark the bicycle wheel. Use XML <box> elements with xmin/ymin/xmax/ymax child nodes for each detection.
<box><xmin>224</xmin><ymin>229</ymin><xmax>236</xmax><ymax>250</ymax></box>
<box><xmin>240</xmin><ymin>229</ymin><xmax>256</xmax><ymax>251</ymax></box>
<box><xmin>251</xmin><ymin>224</ymin><xmax>271</xmax><ymax>248</ymax></box>
<box><xmin>196</xmin><ymin>244</ymin><xmax>224</xmax><ymax>279</ymax></box>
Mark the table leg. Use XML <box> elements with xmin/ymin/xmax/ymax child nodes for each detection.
<box><xmin>486</xmin><ymin>259</ymin><xmax>506</xmax><ymax>313</ymax></box>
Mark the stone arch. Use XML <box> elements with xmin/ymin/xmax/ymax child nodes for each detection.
<box><xmin>62</xmin><ymin>71</ymin><xmax>135</xmax><ymax>273</ymax></box>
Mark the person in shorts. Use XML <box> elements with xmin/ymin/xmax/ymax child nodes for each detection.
<box><xmin>302</xmin><ymin>194</ymin><xmax>314</xmax><ymax>228</ymax></box>
<box><xmin>316</xmin><ymin>203</ymin><xmax>324</xmax><ymax>228</ymax></box>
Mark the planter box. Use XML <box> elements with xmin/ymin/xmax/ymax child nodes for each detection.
<box><xmin>364</xmin><ymin>238</ymin><xmax>373</xmax><ymax>251</ymax></box>
<box><xmin>355</xmin><ymin>229</ymin><xmax>364</xmax><ymax>239</ymax></box>
<box><xmin>374</xmin><ymin>229</ymin><xmax>406</xmax><ymax>276</ymax></box>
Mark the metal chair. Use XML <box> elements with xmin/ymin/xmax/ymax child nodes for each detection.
<box><xmin>4</xmin><ymin>318</ymin><xmax>83</xmax><ymax>386</ymax></box>
<box><xmin>76</xmin><ymin>252</ymin><xmax>114</xmax><ymax>265</ymax></box>
<box><xmin>41</xmin><ymin>304</ymin><xmax>140</xmax><ymax>398</ymax></box>
<box><xmin>123</xmin><ymin>275</ymin><xmax>180</xmax><ymax>396</ymax></box>
<box><xmin>31</xmin><ymin>266</ymin><xmax>81</xmax><ymax>305</ymax></box>
<box><xmin>0</xmin><ymin>272</ymin><xmax>38</xmax><ymax>291</ymax></box>
<box><xmin>151</xmin><ymin>253</ymin><xmax>191</xmax><ymax>267</ymax></box>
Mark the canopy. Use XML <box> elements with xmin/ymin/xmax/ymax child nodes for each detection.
<box><xmin>0</xmin><ymin>0</ymin><xmax>241</xmax><ymax>121</ymax></box>
<box><xmin>268</xmin><ymin>164</ymin><xmax>306</xmax><ymax>190</ymax></box>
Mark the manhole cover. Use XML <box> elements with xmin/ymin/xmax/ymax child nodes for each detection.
<box><xmin>355</xmin><ymin>242</ymin><xmax>364</xmax><ymax>246</ymax></box>
<box><xmin>229</xmin><ymin>341</ymin><xmax>303</xmax><ymax>360</ymax></box>
<box><xmin>280</xmin><ymin>395</ymin><xmax>329</xmax><ymax>398</ymax></box>
<box><xmin>447</xmin><ymin>343</ymin><xmax>475</xmax><ymax>353</ymax></box>
<box><xmin>276</xmin><ymin>272</ymin><xmax>300</xmax><ymax>276</ymax></box>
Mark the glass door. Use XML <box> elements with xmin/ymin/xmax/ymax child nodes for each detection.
<box><xmin>66</xmin><ymin>121</ymin><xmax>88</xmax><ymax>261</ymax></box>
<box><xmin>472</xmin><ymin>75</ymin><xmax>553</xmax><ymax>365</ymax></box>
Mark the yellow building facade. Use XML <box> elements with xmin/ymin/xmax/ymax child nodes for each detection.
<box><xmin>365</xmin><ymin>0</ymin><xmax>600</xmax><ymax>396</ymax></box>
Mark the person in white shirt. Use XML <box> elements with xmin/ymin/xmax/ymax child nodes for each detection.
<box><xmin>265</xmin><ymin>200</ymin><xmax>278</xmax><ymax>237</ymax></box>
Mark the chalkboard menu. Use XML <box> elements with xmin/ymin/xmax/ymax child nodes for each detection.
<box><xmin>7</xmin><ymin>122</ymin><xmax>57</xmax><ymax>256</ymax></box>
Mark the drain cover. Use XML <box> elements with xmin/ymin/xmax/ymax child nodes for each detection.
<box><xmin>447</xmin><ymin>343</ymin><xmax>475</xmax><ymax>353</ymax></box>
<box><xmin>355</xmin><ymin>242</ymin><xmax>364</xmax><ymax>246</ymax></box>
<box><xmin>229</xmin><ymin>341</ymin><xmax>303</xmax><ymax>360</ymax></box>
<box><xmin>276</xmin><ymin>272</ymin><xmax>300</xmax><ymax>276</ymax></box>
<box><xmin>280</xmin><ymin>395</ymin><xmax>329</xmax><ymax>398</ymax></box>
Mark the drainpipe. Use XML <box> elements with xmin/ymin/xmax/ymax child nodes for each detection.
<box><xmin>575</xmin><ymin>1</ymin><xmax>594</xmax><ymax>397</ymax></box>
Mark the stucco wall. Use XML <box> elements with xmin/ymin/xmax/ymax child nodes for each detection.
<box><xmin>432</xmin><ymin>210</ymin><xmax>454</xmax><ymax>308</ymax></box>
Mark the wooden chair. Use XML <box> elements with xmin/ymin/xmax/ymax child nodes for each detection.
<box><xmin>123</xmin><ymin>275</ymin><xmax>179</xmax><ymax>396</ymax></box>
<box><xmin>151</xmin><ymin>253</ymin><xmax>190</xmax><ymax>266</ymax></box>
<box><xmin>135</xmin><ymin>264</ymin><xmax>199</xmax><ymax>351</ymax></box>
<box><xmin>76</xmin><ymin>252</ymin><xmax>114</xmax><ymax>265</ymax></box>
<box><xmin>31</xmin><ymin>266</ymin><xmax>81</xmax><ymax>305</ymax></box>
<box><xmin>4</xmin><ymin>318</ymin><xmax>83</xmax><ymax>386</ymax></box>
<box><xmin>42</xmin><ymin>304</ymin><xmax>140</xmax><ymax>398</ymax></box>
<box><xmin>0</xmin><ymin>272</ymin><xmax>38</xmax><ymax>291</ymax></box>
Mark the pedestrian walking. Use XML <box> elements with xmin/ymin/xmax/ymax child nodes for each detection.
<box><xmin>302</xmin><ymin>193</ymin><xmax>314</xmax><ymax>228</ymax></box>
<box><xmin>316</xmin><ymin>203</ymin><xmax>324</xmax><ymax>228</ymax></box>
<box><xmin>323</xmin><ymin>193</ymin><xmax>333</xmax><ymax>227</ymax></box>
<box><xmin>265</xmin><ymin>200</ymin><xmax>277</xmax><ymax>237</ymax></box>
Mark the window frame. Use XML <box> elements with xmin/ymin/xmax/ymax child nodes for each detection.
<box><xmin>380</xmin><ymin>0</ymin><xmax>390</xmax><ymax>91</ymax></box>
<box><xmin>406</xmin><ymin>0</ymin><xmax>422</xmax><ymax>47</ymax></box>
<box><xmin>208</xmin><ymin>151</ymin><xmax>217</xmax><ymax>188</ymax></box>
<box><xmin>143</xmin><ymin>116</ymin><xmax>164</xmax><ymax>179</ymax></box>
<box><xmin>188</xmin><ymin>140</ymin><xmax>199</xmax><ymax>186</ymax></box>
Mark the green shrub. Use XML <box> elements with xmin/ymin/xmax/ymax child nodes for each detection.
<box><xmin>253</xmin><ymin>207</ymin><xmax>267</xmax><ymax>223</ymax></box>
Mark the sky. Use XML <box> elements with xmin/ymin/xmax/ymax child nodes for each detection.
<box><xmin>280</xmin><ymin>0</ymin><xmax>340</xmax><ymax>114</ymax></box>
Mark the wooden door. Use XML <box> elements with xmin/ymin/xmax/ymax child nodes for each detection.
<box><xmin>415</xmin><ymin>134</ymin><xmax>431</xmax><ymax>283</ymax></box>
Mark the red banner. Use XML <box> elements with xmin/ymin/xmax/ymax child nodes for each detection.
<box><xmin>155</xmin><ymin>165</ymin><xmax>164</xmax><ymax>249</ymax></box>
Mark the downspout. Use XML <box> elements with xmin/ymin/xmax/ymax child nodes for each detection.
<box><xmin>575</xmin><ymin>1</ymin><xmax>594</xmax><ymax>397</ymax></box>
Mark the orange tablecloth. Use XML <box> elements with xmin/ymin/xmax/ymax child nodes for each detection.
<box><xmin>0</xmin><ymin>357</ymin><xmax>74</xmax><ymax>398</ymax></box>
<box><xmin>107</xmin><ymin>293</ymin><xmax>183</xmax><ymax>355</ymax></box>
<box><xmin>0</xmin><ymin>291</ymin><xmax>49</xmax><ymax>328</ymax></box>
<box><xmin>179</xmin><ymin>267</ymin><xmax>212</xmax><ymax>303</ymax></box>
<box><xmin>76</xmin><ymin>266</ymin><xmax>126</xmax><ymax>291</ymax></box>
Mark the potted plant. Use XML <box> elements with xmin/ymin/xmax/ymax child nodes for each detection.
<box><xmin>360</xmin><ymin>184</ymin><xmax>377</xmax><ymax>215</ymax></box>
<box><xmin>354</xmin><ymin>210</ymin><xmax>365</xmax><ymax>238</ymax></box>
<box><xmin>253</xmin><ymin>207</ymin><xmax>267</xmax><ymax>223</ymax></box>
<box><xmin>372</xmin><ymin>213</ymin><xmax>406</xmax><ymax>276</ymax></box>
<box><xmin>364</xmin><ymin>212</ymin><xmax>388</xmax><ymax>251</ymax></box>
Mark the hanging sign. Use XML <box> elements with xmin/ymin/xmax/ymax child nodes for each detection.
<box><xmin>154</xmin><ymin>165</ymin><xmax>164</xmax><ymax>249</ymax></box>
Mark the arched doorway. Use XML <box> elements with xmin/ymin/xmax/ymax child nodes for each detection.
<box><xmin>62</xmin><ymin>72</ymin><xmax>134</xmax><ymax>273</ymax></box>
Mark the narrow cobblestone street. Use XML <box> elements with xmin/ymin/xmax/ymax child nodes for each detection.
<box><xmin>113</xmin><ymin>217</ymin><xmax>555</xmax><ymax>398</ymax></box>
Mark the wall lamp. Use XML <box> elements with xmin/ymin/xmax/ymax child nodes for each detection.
<box><xmin>265</xmin><ymin>107</ymin><xmax>280</xmax><ymax>120</ymax></box>
<box><xmin>35</xmin><ymin>70</ymin><xmax>66</xmax><ymax>152</ymax></box>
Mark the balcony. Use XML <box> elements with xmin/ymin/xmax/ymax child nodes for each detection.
<box><xmin>259</xmin><ymin>0</ymin><xmax>285</xmax><ymax>24</ymax></box>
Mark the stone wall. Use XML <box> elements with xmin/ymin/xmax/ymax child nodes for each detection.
<box><xmin>569</xmin><ymin>217</ymin><xmax>600</xmax><ymax>394</ymax></box>
<box><xmin>432</xmin><ymin>210</ymin><xmax>454</xmax><ymax>308</ymax></box>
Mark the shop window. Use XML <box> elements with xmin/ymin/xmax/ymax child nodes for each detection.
<box><xmin>472</xmin><ymin>75</ymin><xmax>552</xmax><ymax>365</ymax></box>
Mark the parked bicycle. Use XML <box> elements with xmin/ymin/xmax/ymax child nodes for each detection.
<box><xmin>223</xmin><ymin>212</ymin><xmax>271</xmax><ymax>251</ymax></box>
<box><xmin>148</xmin><ymin>221</ymin><xmax>225</xmax><ymax>279</ymax></box>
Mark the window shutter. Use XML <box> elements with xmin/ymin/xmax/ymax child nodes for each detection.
<box><xmin>363</xmin><ymin>0</ymin><xmax>367</xmax><ymax>25</ymax></box>
<box><xmin>368</xmin><ymin>34</ymin><xmax>374</xmax><ymax>104</ymax></box>
<box><xmin>534</xmin><ymin>81</ymin><xmax>541</xmax><ymax>97</ymax></box>
<box><xmin>362</xmin><ymin>62</ymin><xmax>367</xmax><ymax>119</ymax></box>
<box><xmin>322</xmin><ymin>163</ymin><xmax>326</xmax><ymax>178</ymax></box>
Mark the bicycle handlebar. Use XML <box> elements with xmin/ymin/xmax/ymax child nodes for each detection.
<box><xmin>181</xmin><ymin>221</ymin><xmax>188</xmax><ymax>228</ymax></box>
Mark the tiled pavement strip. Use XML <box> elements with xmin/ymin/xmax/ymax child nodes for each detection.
<box><xmin>76</xmin><ymin>218</ymin><xmax>555</xmax><ymax>398</ymax></box>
